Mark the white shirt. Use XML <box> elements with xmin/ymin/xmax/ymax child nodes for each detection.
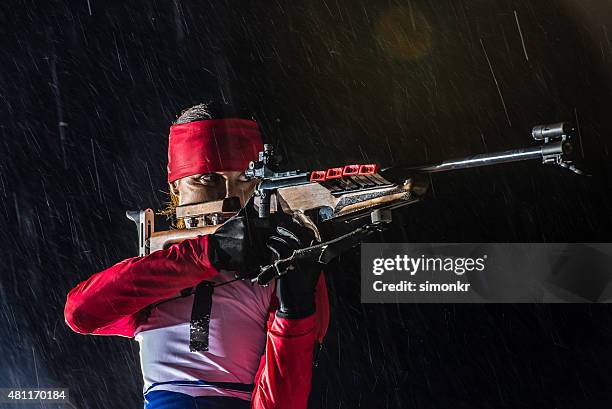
<box><xmin>134</xmin><ymin>270</ymin><xmax>275</xmax><ymax>400</ymax></box>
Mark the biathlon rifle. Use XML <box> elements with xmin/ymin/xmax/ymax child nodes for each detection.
<box><xmin>127</xmin><ymin>122</ymin><xmax>585</xmax><ymax>284</ymax></box>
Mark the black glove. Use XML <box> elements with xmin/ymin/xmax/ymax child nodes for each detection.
<box><xmin>267</xmin><ymin>217</ymin><xmax>322</xmax><ymax>319</ymax></box>
<box><xmin>207</xmin><ymin>199</ymin><xmax>270</xmax><ymax>278</ymax></box>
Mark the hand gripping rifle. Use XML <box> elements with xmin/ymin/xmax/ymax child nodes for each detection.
<box><xmin>127</xmin><ymin>122</ymin><xmax>584</xmax><ymax>284</ymax></box>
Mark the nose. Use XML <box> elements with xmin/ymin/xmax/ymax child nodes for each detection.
<box><xmin>224</xmin><ymin>177</ymin><xmax>244</xmax><ymax>205</ymax></box>
<box><xmin>223</xmin><ymin>175</ymin><xmax>251</xmax><ymax>207</ymax></box>
<box><xmin>224</xmin><ymin>175</ymin><xmax>233</xmax><ymax>198</ymax></box>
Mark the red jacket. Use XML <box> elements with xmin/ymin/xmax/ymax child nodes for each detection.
<box><xmin>64</xmin><ymin>234</ymin><xmax>329</xmax><ymax>409</ymax></box>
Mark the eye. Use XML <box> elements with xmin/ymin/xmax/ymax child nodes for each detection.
<box><xmin>198</xmin><ymin>173</ymin><xmax>221</xmax><ymax>185</ymax></box>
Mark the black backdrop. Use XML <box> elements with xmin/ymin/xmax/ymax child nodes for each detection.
<box><xmin>2</xmin><ymin>0</ymin><xmax>612</xmax><ymax>408</ymax></box>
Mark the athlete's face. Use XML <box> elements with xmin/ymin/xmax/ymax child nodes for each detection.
<box><xmin>170</xmin><ymin>171</ymin><xmax>258</xmax><ymax>207</ymax></box>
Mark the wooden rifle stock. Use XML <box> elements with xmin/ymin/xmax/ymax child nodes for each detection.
<box><xmin>149</xmin><ymin>225</ymin><xmax>219</xmax><ymax>254</ymax></box>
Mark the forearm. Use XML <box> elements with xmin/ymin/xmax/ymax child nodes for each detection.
<box><xmin>252</xmin><ymin>314</ymin><xmax>316</xmax><ymax>409</ymax></box>
<box><xmin>65</xmin><ymin>234</ymin><xmax>218</xmax><ymax>335</ymax></box>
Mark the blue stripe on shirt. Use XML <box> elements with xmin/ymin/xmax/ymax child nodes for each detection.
<box><xmin>144</xmin><ymin>390</ymin><xmax>249</xmax><ymax>409</ymax></box>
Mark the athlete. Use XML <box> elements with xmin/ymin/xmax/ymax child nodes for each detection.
<box><xmin>64</xmin><ymin>103</ymin><xmax>329</xmax><ymax>409</ymax></box>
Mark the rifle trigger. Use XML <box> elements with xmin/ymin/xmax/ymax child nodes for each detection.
<box><xmin>292</xmin><ymin>210</ymin><xmax>322</xmax><ymax>242</ymax></box>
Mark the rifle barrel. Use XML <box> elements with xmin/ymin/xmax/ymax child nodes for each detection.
<box><xmin>390</xmin><ymin>141</ymin><xmax>568</xmax><ymax>174</ymax></box>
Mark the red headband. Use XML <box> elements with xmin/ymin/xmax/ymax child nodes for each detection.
<box><xmin>167</xmin><ymin>118</ymin><xmax>263</xmax><ymax>183</ymax></box>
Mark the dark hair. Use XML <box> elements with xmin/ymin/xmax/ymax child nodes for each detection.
<box><xmin>173</xmin><ymin>102</ymin><xmax>253</xmax><ymax>124</ymax></box>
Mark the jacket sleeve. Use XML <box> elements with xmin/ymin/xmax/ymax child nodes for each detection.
<box><xmin>251</xmin><ymin>313</ymin><xmax>316</xmax><ymax>409</ymax></box>
<box><xmin>250</xmin><ymin>272</ymin><xmax>329</xmax><ymax>409</ymax></box>
<box><xmin>64</xmin><ymin>234</ymin><xmax>219</xmax><ymax>337</ymax></box>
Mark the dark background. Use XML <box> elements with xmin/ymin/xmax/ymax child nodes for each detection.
<box><xmin>2</xmin><ymin>0</ymin><xmax>612</xmax><ymax>408</ymax></box>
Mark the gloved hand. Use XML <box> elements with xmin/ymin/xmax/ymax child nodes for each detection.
<box><xmin>266</xmin><ymin>216</ymin><xmax>322</xmax><ymax>319</ymax></box>
<box><xmin>207</xmin><ymin>198</ymin><xmax>270</xmax><ymax>278</ymax></box>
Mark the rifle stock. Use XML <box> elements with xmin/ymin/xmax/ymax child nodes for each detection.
<box><xmin>148</xmin><ymin>226</ymin><xmax>219</xmax><ymax>254</ymax></box>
